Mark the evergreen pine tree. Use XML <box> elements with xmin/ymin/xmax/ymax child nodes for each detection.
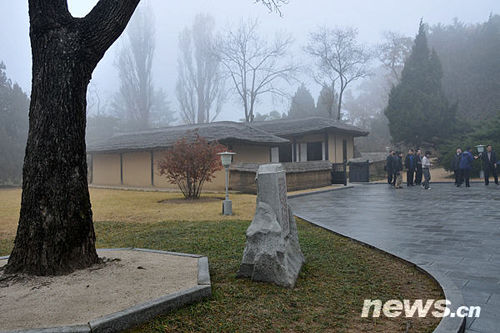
<box><xmin>316</xmin><ymin>83</ymin><xmax>338</xmax><ymax>118</ymax></box>
<box><xmin>385</xmin><ymin>21</ymin><xmax>457</xmax><ymax>147</ymax></box>
<box><xmin>288</xmin><ymin>83</ymin><xmax>316</xmax><ymax>118</ymax></box>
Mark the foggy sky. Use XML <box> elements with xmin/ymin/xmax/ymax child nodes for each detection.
<box><xmin>0</xmin><ymin>0</ymin><xmax>498</xmax><ymax>122</ymax></box>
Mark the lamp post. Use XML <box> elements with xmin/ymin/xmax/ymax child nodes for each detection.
<box><xmin>476</xmin><ymin>145</ymin><xmax>485</xmax><ymax>179</ymax></box>
<box><xmin>218</xmin><ymin>151</ymin><xmax>236</xmax><ymax>215</ymax></box>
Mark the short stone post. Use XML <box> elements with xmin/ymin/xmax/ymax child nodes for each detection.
<box><xmin>237</xmin><ymin>164</ymin><xmax>304</xmax><ymax>288</ymax></box>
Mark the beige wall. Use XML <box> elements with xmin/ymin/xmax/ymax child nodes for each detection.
<box><xmin>328</xmin><ymin>134</ymin><xmax>336</xmax><ymax>162</ymax></box>
<box><xmin>122</xmin><ymin>151</ymin><xmax>151</xmax><ymax>187</ymax></box>
<box><xmin>92</xmin><ymin>153</ymin><xmax>121</xmax><ymax>186</ymax></box>
<box><xmin>328</xmin><ymin>133</ymin><xmax>354</xmax><ymax>163</ymax></box>
<box><xmin>231</xmin><ymin>144</ymin><xmax>270</xmax><ymax>163</ymax></box>
<box><xmin>152</xmin><ymin>150</ymin><xmax>177</xmax><ymax>190</ymax></box>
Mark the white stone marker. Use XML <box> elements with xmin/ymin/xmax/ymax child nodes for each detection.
<box><xmin>237</xmin><ymin>164</ymin><xmax>305</xmax><ymax>288</ymax></box>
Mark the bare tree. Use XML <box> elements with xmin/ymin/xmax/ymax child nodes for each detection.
<box><xmin>377</xmin><ymin>31</ymin><xmax>413</xmax><ymax>83</ymax></box>
<box><xmin>255</xmin><ymin>0</ymin><xmax>288</xmax><ymax>15</ymax></box>
<box><xmin>217</xmin><ymin>19</ymin><xmax>296</xmax><ymax>122</ymax></box>
<box><xmin>113</xmin><ymin>6</ymin><xmax>174</xmax><ymax>130</ymax></box>
<box><xmin>87</xmin><ymin>83</ymin><xmax>107</xmax><ymax>116</ymax></box>
<box><xmin>306</xmin><ymin>27</ymin><xmax>372</xmax><ymax>120</ymax></box>
<box><xmin>176</xmin><ymin>14</ymin><xmax>225</xmax><ymax>124</ymax></box>
<box><xmin>86</xmin><ymin>83</ymin><xmax>120</xmax><ymax>143</ymax></box>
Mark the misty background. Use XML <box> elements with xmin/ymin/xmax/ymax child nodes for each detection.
<box><xmin>1</xmin><ymin>1</ymin><xmax>497</xmax><ymax>118</ymax></box>
<box><xmin>1</xmin><ymin>0</ymin><xmax>499</xmax><ymax>184</ymax></box>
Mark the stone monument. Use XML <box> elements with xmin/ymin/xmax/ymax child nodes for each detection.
<box><xmin>237</xmin><ymin>164</ymin><xmax>304</xmax><ymax>288</ymax></box>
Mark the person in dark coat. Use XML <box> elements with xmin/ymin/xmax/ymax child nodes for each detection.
<box><xmin>459</xmin><ymin>147</ymin><xmax>475</xmax><ymax>188</ymax></box>
<box><xmin>386</xmin><ymin>150</ymin><xmax>395</xmax><ymax>185</ymax></box>
<box><xmin>414</xmin><ymin>149</ymin><xmax>423</xmax><ymax>185</ymax></box>
<box><xmin>451</xmin><ymin>148</ymin><xmax>462</xmax><ymax>186</ymax></box>
<box><xmin>479</xmin><ymin>145</ymin><xmax>498</xmax><ymax>185</ymax></box>
<box><xmin>391</xmin><ymin>151</ymin><xmax>399</xmax><ymax>186</ymax></box>
<box><xmin>394</xmin><ymin>152</ymin><xmax>404</xmax><ymax>188</ymax></box>
<box><xmin>404</xmin><ymin>149</ymin><xmax>416</xmax><ymax>186</ymax></box>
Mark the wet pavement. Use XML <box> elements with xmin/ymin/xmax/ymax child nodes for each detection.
<box><xmin>289</xmin><ymin>183</ymin><xmax>500</xmax><ymax>333</ymax></box>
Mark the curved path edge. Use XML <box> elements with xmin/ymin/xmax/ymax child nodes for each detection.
<box><xmin>294</xmin><ymin>213</ymin><xmax>466</xmax><ymax>333</ymax></box>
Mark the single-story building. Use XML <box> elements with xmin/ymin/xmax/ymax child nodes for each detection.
<box><xmin>87</xmin><ymin>117</ymin><xmax>368</xmax><ymax>192</ymax></box>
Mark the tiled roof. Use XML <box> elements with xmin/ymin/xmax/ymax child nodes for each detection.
<box><xmin>251</xmin><ymin>116</ymin><xmax>369</xmax><ymax>137</ymax></box>
<box><xmin>87</xmin><ymin>121</ymin><xmax>288</xmax><ymax>153</ymax></box>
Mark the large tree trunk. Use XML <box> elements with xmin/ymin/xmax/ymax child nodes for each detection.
<box><xmin>5</xmin><ymin>0</ymin><xmax>140</xmax><ymax>276</ymax></box>
<box><xmin>6</xmin><ymin>34</ymin><xmax>98</xmax><ymax>276</ymax></box>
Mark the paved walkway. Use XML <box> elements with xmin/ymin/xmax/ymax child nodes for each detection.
<box><xmin>289</xmin><ymin>183</ymin><xmax>500</xmax><ymax>333</ymax></box>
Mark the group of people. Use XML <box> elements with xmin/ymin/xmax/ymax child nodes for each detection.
<box><xmin>385</xmin><ymin>149</ymin><xmax>432</xmax><ymax>190</ymax></box>
<box><xmin>385</xmin><ymin>145</ymin><xmax>499</xmax><ymax>190</ymax></box>
<box><xmin>450</xmin><ymin>145</ymin><xmax>498</xmax><ymax>187</ymax></box>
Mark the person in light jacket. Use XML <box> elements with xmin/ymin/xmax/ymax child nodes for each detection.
<box><xmin>422</xmin><ymin>151</ymin><xmax>432</xmax><ymax>190</ymax></box>
<box><xmin>394</xmin><ymin>152</ymin><xmax>404</xmax><ymax>189</ymax></box>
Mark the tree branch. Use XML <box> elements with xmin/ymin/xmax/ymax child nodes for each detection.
<box><xmin>255</xmin><ymin>0</ymin><xmax>288</xmax><ymax>16</ymax></box>
<box><xmin>81</xmin><ymin>0</ymin><xmax>141</xmax><ymax>63</ymax></box>
<box><xmin>28</xmin><ymin>0</ymin><xmax>73</xmax><ymax>31</ymax></box>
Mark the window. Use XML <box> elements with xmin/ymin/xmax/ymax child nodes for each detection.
<box><xmin>279</xmin><ymin>144</ymin><xmax>292</xmax><ymax>162</ymax></box>
<box><xmin>307</xmin><ymin>142</ymin><xmax>323</xmax><ymax>161</ymax></box>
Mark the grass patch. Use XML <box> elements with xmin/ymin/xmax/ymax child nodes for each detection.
<box><xmin>0</xmin><ymin>219</ymin><xmax>440</xmax><ymax>332</ymax></box>
<box><xmin>0</xmin><ymin>238</ymin><xmax>12</xmax><ymax>257</ymax></box>
<box><xmin>0</xmin><ymin>188</ymin><xmax>258</xmax><ymax>237</ymax></box>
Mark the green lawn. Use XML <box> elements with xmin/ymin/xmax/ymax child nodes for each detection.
<box><xmin>1</xmin><ymin>219</ymin><xmax>442</xmax><ymax>332</ymax></box>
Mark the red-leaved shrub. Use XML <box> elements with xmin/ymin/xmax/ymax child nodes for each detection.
<box><xmin>158</xmin><ymin>132</ymin><xmax>227</xmax><ymax>199</ymax></box>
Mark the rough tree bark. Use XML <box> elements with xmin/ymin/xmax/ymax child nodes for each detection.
<box><xmin>5</xmin><ymin>0</ymin><xmax>140</xmax><ymax>276</ymax></box>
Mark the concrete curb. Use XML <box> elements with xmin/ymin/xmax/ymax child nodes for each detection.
<box><xmin>89</xmin><ymin>285</ymin><xmax>211</xmax><ymax>333</ymax></box>
<box><xmin>287</xmin><ymin>185</ymin><xmax>354</xmax><ymax>199</ymax></box>
<box><xmin>294</xmin><ymin>215</ymin><xmax>466</xmax><ymax>333</ymax></box>
<box><xmin>197</xmin><ymin>257</ymin><xmax>211</xmax><ymax>285</ymax></box>
<box><xmin>419</xmin><ymin>265</ymin><xmax>467</xmax><ymax>333</ymax></box>
<box><xmin>132</xmin><ymin>248</ymin><xmax>202</xmax><ymax>258</ymax></box>
<box><xmin>0</xmin><ymin>248</ymin><xmax>212</xmax><ymax>333</ymax></box>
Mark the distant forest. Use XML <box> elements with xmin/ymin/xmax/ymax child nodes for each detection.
<box><xmin>429</xmin><ymin>15</ymin><xmax>500</xmax><ymax>122</ymax></box>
